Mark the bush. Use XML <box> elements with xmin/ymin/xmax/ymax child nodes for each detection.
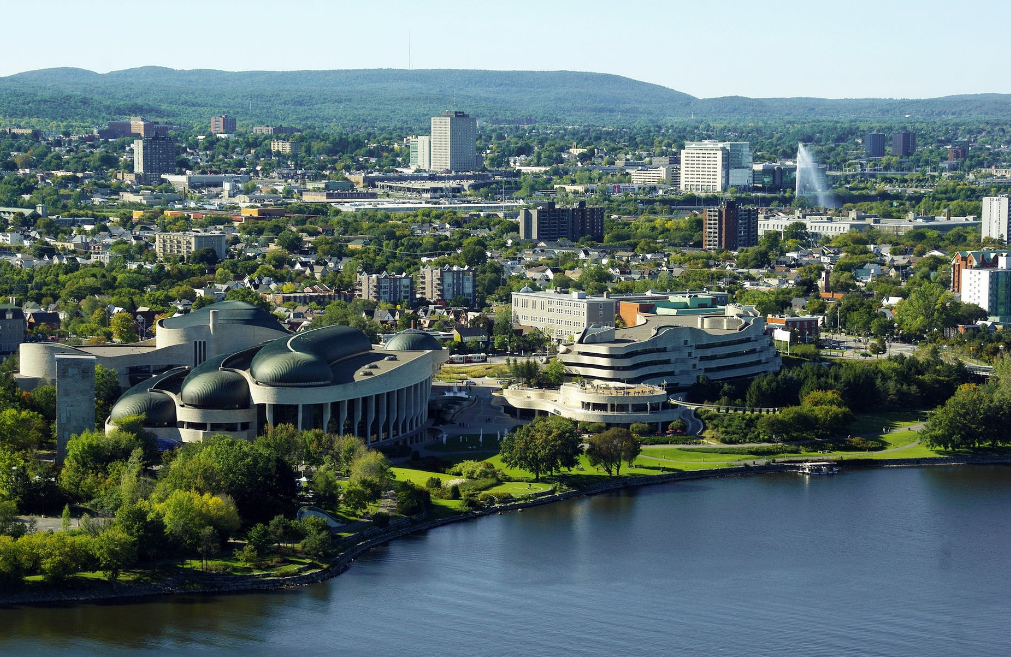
<box><xmin>449</xmin><ymin>484</ymin><xmax>461</xmax><ymax>500</ymax></box>
<box><xmin>628</xmin><ymin>422</ymin><xmax>652</xmax><ymax>436</ymax></box>
<box><xmin>371</xmin><ymin>511</ymin><xmax>390</xmax><ymax>528</ymax></box>
<box><xmin>205</xmin><ymin>562</ymin><xmax>232</xmax><ymax>575</ymax></box>
<box><xmin>446</xmin><ymin>460</ymin><xmax>497</xmax><ymax>480</ymax></box>
<box><xmin>424</xmin><ymin>477</ymin><xmax>443</xmax><ymax>489</ymax></box>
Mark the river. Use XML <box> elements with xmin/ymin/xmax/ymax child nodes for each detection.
<box><xmin>2</xmin><ymin>466</ymin><xmax>1010</xmax><ymax>656</ymax></box>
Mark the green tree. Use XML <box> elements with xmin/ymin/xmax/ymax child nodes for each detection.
<box><xmin>93</xmin><ymin>527</ymin><xmax>137</xmax><ymax>584</ymax></box>
<box><xmin>585</xmin><ymin>427</ymin><xmax>640</xmax><ymax>476</ymax></box>
<box><xmin>224</xmin><ymin>287</ymin><xmax>272</xmax><ymax>312</ymax></box>
<box><xmin>499</xmin><ymin>416</ymin><xmax>581</xmax><ymax>481</ymax></box>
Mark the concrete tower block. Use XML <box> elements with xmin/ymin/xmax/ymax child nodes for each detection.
<box><xmin>55</xmin><ymin>354</ymin><xmax>96</xmax><ymax>463</ymax></box>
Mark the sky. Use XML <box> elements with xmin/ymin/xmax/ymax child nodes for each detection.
<box><xmin>3</xmin><ymin>0</ymin><xmax>1008</xmax><ymax>99</ymax></box>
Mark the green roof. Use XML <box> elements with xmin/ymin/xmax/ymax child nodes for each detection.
<box><xmin>180</xmin><ymin>352</ymin><xmax>251</xmax><ymax>409</ymax></box>
<box><xmin>249</xmin><ymin>325</ymin><xmax>373</xmax><ymax>387</ymax></box>
<box><xmin>160</xmin><ymin>300</ymin><xmax>287</xmax><ymax>333</ymax></box>
<box><xmin>109</xmin><ymin>369</ymin><xmax>185</xmax><ymax>427</ymax></box>
<box><xmin>385</xmin><ymin>330</ymin><xmax>443</xmax><ymax>352</ymax></box>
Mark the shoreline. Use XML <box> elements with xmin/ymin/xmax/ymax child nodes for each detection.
<box><xmin>3</xmin><ymin>454</ymin><xmax>1010</xmax><ymax>607</ymax></box>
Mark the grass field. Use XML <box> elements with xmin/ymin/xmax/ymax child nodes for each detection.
<box><xmin>847</xmin><ymin>411</ymin><xmax>927</xmax><ymax>435</ymax></box>
<box><xmin>425</xmin><ymin>434</ymin><xmax>504</xmax><ymax>452</ymax></box>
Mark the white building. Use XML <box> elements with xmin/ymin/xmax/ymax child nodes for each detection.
<box><xmin>630</xmin><ymin>166</ymin><xmax>676</xmax><ymax>185</ymax></box>
<box><xmin>155</xmin><ymin>232</ymin><xmax>227</xmax><ymax>261</ymax></box>
<box><xmin>409</xmin><ymin>136</ymin><xmax>432</xmax><ymax>171</ymax></box>
<box><xmin>680</xmin><ymin>141</ymin><xmax>752</xmax><ymax>193</ymax></box>
<box><xmin>961</xmin><ymin>255</ymin><xmax>1011</xmax><ymax>319</ymax></box>
<box><xmin>430</xmin><ymin>111</ymin><xmax>477</xmax><ymax>172</ymax></box>
<box><xmin>511</xmin><ymin>288</ymin><xmax>615</xmax><ymax>340</ymax></box>
<box><xmin>981</xmin><ymin>196</ymin><xmax>1011</xmax><ymax>243</ymax></box>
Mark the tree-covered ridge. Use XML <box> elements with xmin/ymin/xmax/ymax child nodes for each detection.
<box><xmin>5</xmin><ymin>67</ymin><xmax>1011</xmax><ymax>130</ymax></box>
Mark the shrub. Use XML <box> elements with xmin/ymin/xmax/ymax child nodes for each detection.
<box><xmin>449</xmin><ymin>484</ymin><xmax>461</xmax><ymax>500</ymax></box>
<box><xmin>371</xmin><ymin>511</ymin><xmax>390</xmax><ymax>528</ymax></box>
<box><xmin>447</xmin><ymin>460</ymin><xmax>497</xmax><ymax>480</ymax></box>
<box><xmin>425</xmin><ymin>476</ymin><xmax>443</xmax><ymax>489</ymax></box>
<box><xmin>628</xmin><ymin>422</ymin><xmax>652</xmax><ymax>436</ymax></box>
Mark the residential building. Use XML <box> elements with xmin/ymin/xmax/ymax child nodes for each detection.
<box><xmin>511</xmin><ymin>288</ymin><xmax>615</xmax><ymax>340</ymax></box>
<box><xmin>154</xmin><ymin>232</ymin><xmax>227</xmax><ymax>261</ymax></box>
<box><xmin>892</xmin><ymin>130</ymin><xmax>916</xmax><ymax>157</ymax></box>
<box><xmin>0</xmin><ymin>305</ymin><xmax>25</xmax><ymax>354</ymax></box>
<box><xmin>961</xmin><ymin>255</ymin><xmax>1011</xmax><ymax>320</ymax></box>
<box><xmin>517</xmin><ymin>201</ymin><xmax>604</xmax><ymax>241</ymax></box>
<box><xmin>271</xmin><ymin>140</ymin><xmax>296</xmax><ymax>155</ymax></box>
<box><xmin>409</xmin><ymin>136</ymin><xmax>432</xmax><ymax>170</ymax></box>
<box><xmin>417</xmin><ymin>265</ymin><xmax>476</xmax><ymax>305</ymax></box>
<box><xmin>210</xmin><ymin>115</ymin><xmax>237</xmax><ymax>134</ymax></box>
<box><xmin>252</xmin><ymin>125</ymin><xmax>296</xmax><ymax>135</ymax></box>
<box><xmin>555</xmin><ymin>305</ymin><xmax>780</xmax><ymax>390</ymax></box>
<box><xmin>981</xmin><ymin>196</ymin><xmax>1011</xmax><ymax>243</ymax></box>
<box><xmin>951</xmin><ymin>250</ymin><xmax>1006</xmax><ymax>293</ymax></box>
<box><xmin>765</xmin><ymin>315</ymin><xmax>820</xmax><ymax>343</ymax></box>
<box><xmin>430</xmin><ymin>111</ymin><xmax>477</xmax><ymax>172</ymax></box>
<box><xmin>865</xmin><ymin>132</ymin><xmax>886</xmax><ymax>158</ymax></box>
<box><xmin>356</xmin><ymin>272</ymin><xmax>415</xmax><ymax>305</ymax></box>
<box><xmin>133</xmin><ymin>135</ymin><xmax>175</xmax><ymax>182</ymax></box>
<box><xmin>680</xmin><ymin>141</ymin><xmax>752</xmax><ymax>193</ymax></box>
<box><xmin>704</xmin><ymin>200</ymin><xmax>758</xmax><ymax>250</ymax></box>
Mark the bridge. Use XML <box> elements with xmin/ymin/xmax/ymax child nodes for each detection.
<box><xmin>966</xmin><ymin>364</ymin><xmax>994</xmax><ymax>379</ymax></box>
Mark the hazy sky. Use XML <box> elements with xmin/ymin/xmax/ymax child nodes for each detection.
<box><xmin>4</xmin><ymin>0</ymin><xmax>1006</xmax><ymax>99</ymax></box>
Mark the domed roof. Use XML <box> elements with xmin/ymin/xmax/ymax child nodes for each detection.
<box><xmin>159</xmin><ymin>300</ymin><xmax>287</xmax><ymax>333</ymax></box>
<box><xmin>385</xmin><ymin>330</ymin><xmax>443</xmax><ymax>352</ymax></box>
<box><xmin>181</xmin><ymin>369</ymin><xmax>250</xmax><ymax>409</ymax></box>
<box><xmin>110</xmin><ymin>390</ymin><xmax>176</xmax><ymax>427</ymax></box>
<box><xmin>249</xmin><ymin>324</ymin><xmax>373</xmax><ymax>387</ymax></box>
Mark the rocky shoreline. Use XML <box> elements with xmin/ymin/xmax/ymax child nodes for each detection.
<box><xmin>3</xmin><ymin>454</ymin><xmax>1010</xmax><ymax>607</ymax></box>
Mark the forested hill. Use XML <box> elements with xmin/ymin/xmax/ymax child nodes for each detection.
<box><xmin>2</xmin><ymin>67</ymin><xmax>1010</xmax><ymax>130</ymax></box>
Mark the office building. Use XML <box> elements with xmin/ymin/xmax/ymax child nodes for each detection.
<box><xmin>133</xmin><ymin>135</ymin><xmax>176</xmax><ymax>183</ymax></box>
<box><xmin>517</xmin><ymin>201</ymin><xmax>604</xmax><ymax>241</ymax></box>
<box><xmin>154</xmin><ymin>232</ymin><xmax>227</xmax><ymax>261</ymax></box>
<box><xmin>892</xmin><ymin>130</ymin><xmax>916</xmax><ymax>157</ymax></box>
<box><xmin>417</xmin><ymin>265</ymin><xmax>476</xmax><ymax>305</ymax></box>
<box><xmin>981</xmin><ymin>196</ymin><xmax>1011</xmax><ymax>243</ymax></box>
<box><xmin>553</xmin><ymin>305</ymin><xmax>780</xmax><ymax>390</ymax></box>
<box><xmin>630</xmin><ymin>166</ymin><xmax>676</xmax><ymax>185</ymax></box>
<box><xmin>356</xmin><ymin>272</ymin><xmax>415</xmax><ymax>305</ymax></box>
<box><xmin>866</xmin><ymin>132</ymin><xmax>886</xmax><ymax>158</ymax></box>
<box><xmin>104</xmin><ymin>325</ymin><xmax>446</xmax><ymax>446</ymax></box>
<box><xmin>680</xmin><ymin>141</ymin><xmax>752</xmax><ymax>192</ymax></box>
<box><xmin>704</xmin><ymin>200</ymin><xmax>758</xmax><ymax>250</ymax></box>
<box><xmin>430</xmin><ymin>111</ymin><xmax>477</xmax><ymax>172</ymax></box>
<box><xmin>511</xmin><ymin>289</ymin><xmax>615</xmax><ymax>340</ymax></box>
<box><xmin>409</xmin><ymin>136</ymin><xmax>432</xmax><ymax>170</ymax></box>
<box><xmin>210</xmin><ymin>115</ymin><xmax>237</xmax><ymax>134</ymax></box>
<box><xmin>752</xmin><ymin>163</ymin><xmax>797</xmax><ymax>192</ymax></box>
<box><xmin>961</xmin><ymin>255</ymin><xmax>1011</xmax><ymax>320</ymax></box>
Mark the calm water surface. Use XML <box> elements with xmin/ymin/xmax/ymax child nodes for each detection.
<box><xmin>2</xmin><ymin>466</ymin><xmax>1010</xmax><ymax>656</ymax></box>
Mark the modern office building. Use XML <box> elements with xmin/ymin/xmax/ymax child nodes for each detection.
<box><xmin>981</xmin><ymin>196</ymin><xmax>1011</xmax><ymax>243</ymax></box>
<box><xmin>517</xmin><ymin>201</ymin><xmax>604</xmax><ymax>241</ymax></box>
<box><xmin>417</xmin><ymin>265</ymin><xmax>476</xmax><ymax>305</ymax></box>
<box><xmin>430</xmin><ymin>111</ymin><xmax>477</xmax><ymax>172</ymax></box>
<box><xmin>154</xmin><ymin>232</ymin><xmax>228</xmax><ymax>261</ymax></box>
<box><xmin>104</xmin><ymin>326</ymin><xmax>447</xmax><ymax>445</ymax></box>
<box><xmin>356</xmin><ymin>272</ymin><xmax>415</xmax><ymax>305</ymax></box>
<box><xmin>555</xmin><ymin>305</ymin><xmax>780</xmax><ymax>390</ymax></box>
<box><xmin>704</xmin><ymin>200</ymin><xmax>759</xmax><ymax>250</ymax></box>
<box><xmin>0</xmin><ymin>305</ymin><xmax>25</xmax><ymax>354</ymax></box>
<box><xmin>511</xmin><ymin>289</ymin><xmax>615</xmax><ymax>340</ymax></box>
<box><xmin>960</xmin><ymin>255</ymin><xmax>1011</xmax><ymax>320</ymax></box>
<box><xmin>865</xmin><ymin>132</ymin><xmax>886</xmax><ymax>158</ymax></box>
<box><xmin>751</xmin><ymin>163</ymin><xmax>797</xmax><ymax>192</ymax></box>
<box><xmin>630</xmin><ymin>166</ymin><xmax>676</xmax><ymax>185</ymax></box>
<box><xmin>892</xmin><ymin>130</ymin><xmax>916</xmax><ymax>157</ymax></box>
<box><xmin>210</xmin><ymin>115</ymin><xmax>237</xmax><ymax>134</ymax></box>
<box><xmin>134</xmin><ymin>135</ymin><xmax>176</xmax><ymax>183</ymax></box>
<box><xmin>409</xmin><ymin>136</ymin><xmax>432</xmax><ymax>171</ymax></box>
<box><xmin>130</xmin><ymin>117</ymin><xmax>168</xmax><ymax>138</ymax></box>
<box><xmin>680</xmin><ymin>141</ymin><xmax>752</xmax><ymax>192</ymax></box>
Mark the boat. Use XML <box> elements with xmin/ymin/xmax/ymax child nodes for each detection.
<box><xmin>797</xmin><ymin>461</ymin><xmax>839</xmax><ymax>475</ymax></box>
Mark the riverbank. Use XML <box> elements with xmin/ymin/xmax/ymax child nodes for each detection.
<box><xmin>4</xmin><ymin>453</ymin><xmax>1011</xmax><ymax>607</ymax></box>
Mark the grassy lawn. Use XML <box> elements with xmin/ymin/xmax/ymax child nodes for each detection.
<box><xmin>487</xmin><ymin>481</ymin><xmax>553</xmax><ymax>495</ymax></box>
<box><xmin>848</xmin><ymin>411</ymin><xmax>927</xmax><ymax>435</ymax></box>
<box><xmin>392</xmin><ymin>467</ymin><xmax>457</xmax><ymax>487</ymax></box>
